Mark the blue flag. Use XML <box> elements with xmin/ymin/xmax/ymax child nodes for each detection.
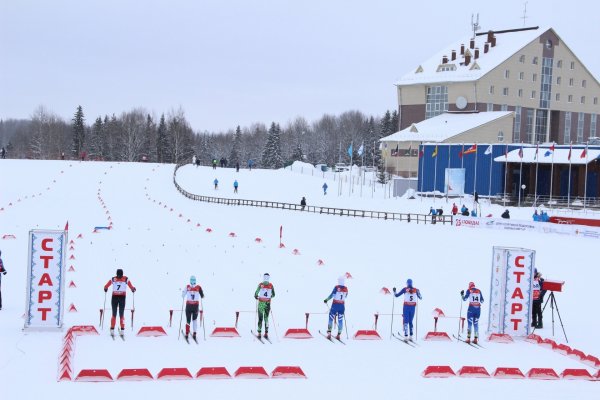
<box><xmin>347</xmin><ymin>144</ymin><xmax>353</xmax><ymax>157</ymax></box>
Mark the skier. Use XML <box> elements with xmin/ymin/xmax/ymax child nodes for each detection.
<box><xmin>531</xmin><ymin>269</ymin><xmax>546</xmax><ymax>329</ymax></box>
<box><xmin>323</xmin><ymin>277</ymin><xmax>348</xmax><ymax>340</ymax></box>
<box><xmin>460</xmin><ymin>281</ymin><xmax>484</xmax><ymax>344</ymax></box>
<box><xmin>248</xmin><ymin>159</ymin><xmax>254</xmax><ymax>171</ymax></box>
<box><xmin>214</xmin><ymin>178</ymin><xmax>219</xmax><ymax>190</ymax></box>
<box><xmin>103</xmin><ymin>269</ymin><xmax>136</xmax><ymax>337</ymax></box>
<box><xmin>182</xmin><ymin>275</ymin><xmax>204</xmax><ymax>341</ymax></box>
<box><xmin>212</xmin><ymin>159</ymin><xmax>217</xmax><ymax>170</ymax></box>
<box><xmin>0</xmin><ymin>250</ymin><xmax>7</xmax><ymax>310</ymax></box>
<box><xmin>393</xmin><ymin>279</ymin><xmax>422</xmax><ymax>341</ymax></box>
<box><xmin>300</xmin><ymin>196</ymin><xmax>306</xmax><ymax>211</ymax></box>
<box><xmin>235</xmin><ymin>161</ymin><xmax>240</xmax><ymax>172</ymax></box>
<box><xmin>254</xmin><ymin>273</ymin><xmax>275</xmax><ymax>339</ymax></box>
<box><xmin>233</xmin><ymin>180</ymin><xmax>239</xmax><ymax>193</ymax></box>
<box><xmin>322</xmin><ymin>182</ymin><xmax>328</xmax><ymax>195</ymax></box>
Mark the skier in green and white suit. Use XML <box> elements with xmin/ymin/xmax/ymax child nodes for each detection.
<box><xmin>254</xmin><ymin>273</ymin><xmax>275</xmax><ymax>339</ymax></box>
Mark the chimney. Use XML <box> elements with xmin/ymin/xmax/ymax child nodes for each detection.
<box><xmin>460</xmin><ymin>44</ymin><xmax>465</xmax><ymax>55</ymax></box>
<box><xmin>470</xmin><ymin>38</ymin><xmax>475</xmax><ymax>49</ymax></box>
<box><xmin>451</xmin><ymin>50</ymin><xmax>457</xmax><ymax>61</ymax></box>
<box><xmin>442</xmin><ymin>55</ymin><xmax>448</xmax><ymax>64</ymax></box>
<box><xmin>465</xmin><ymin>54</ymin><xmax>471</xmax><ymax>66</ymax></box>
<box><xmin>491</xmin><ymin>35</ymin><xmax>497</xmax><ymax>47</ymax></box>
<box><xmin>484</xmin><ymin>42</ymin><xmax>489</xmax><ymax>53</ymax></box>
<box><xmin>487</xmin><ymin>30</ymin><xmax>494</xmax><ymax>43</ymax></box>
<box><xmin>474</xmin><ymin>48</ymin><xmax>480</xmax><ymax>59</ymax></box>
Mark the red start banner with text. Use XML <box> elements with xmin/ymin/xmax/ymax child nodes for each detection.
<box><xmin>24</xmin><ymin>230</ymin><xmax>67</xmax><ymax>330</ymax></box>
<box><xmin>488</xmin><ymin>247</ymin><xmax>535</xmax><ymax>337</ymax></box>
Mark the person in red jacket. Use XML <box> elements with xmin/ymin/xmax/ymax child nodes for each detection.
<box><xmin>104</xmin><ymin>268</ymin><xmax>136</xmax><ymax>336</ymax></box>
<box><xmin>182</xmin><ymin>275</ymin><xmax>204</xmax><ymax>341</ymax></box>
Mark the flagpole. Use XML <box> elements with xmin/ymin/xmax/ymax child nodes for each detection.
<box><xmin>568</xmin><ymin>142</ymin><xmax>572</xmax><ymax>207</ymax></box>
<box><xmin>419</xmin><ymin>144</ymin><xmax>424</xmax><ymax>202</ymax></box>
<box><xmin>349</xmin><ymin>141</ymin><xmax>353</xmax><ymax>197</ymax></box>
<box><xmin>534</xmin><ymin>143</ymin><xmax>539</xmax><ymax>207</ymax></box>
<box><xmin>549</xmin><ymin>143</ymin><xmax>555</xmax><ymax>205</ymax></box>
<box><xmin>488</xmin><ymin>145</ymin><xmax>493</xmax><ymax>198</ymax></box>
<box><xmin>460</xmin><ymin>143</ymin><xmax>464</xmax><ymax>202</ymax></box>
<box><xmin>446</xmin><ymin>144</ymin><xmax>451</xmax><ymax>203</ymax></box>
<box><xmin>503</xmin><ymin>144</ymin><xmax>508</xmax><ymax>207</ymax></box>
<box><xmin>584</xmin><ymin>142</ymin><xmax>589</xmax><ymax>212</ymax></box>
<box><xmin>433</xmin><ymin>146</ymin><xmax>438</xmax><ymax>204</ymax></box>
<box><xmin>518</xmin><ymin>144</ymin><xmax>523</xmax><ymax>207</ymax></box>
<box><xmin>474</xmin><ymin>145</ymin><xmax>479</xmax><ymax>201</ymax></box>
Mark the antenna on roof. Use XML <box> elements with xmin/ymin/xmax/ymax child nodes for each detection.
<box><xmin>471</xmin><ymin>13</ymin><xmax>480</xmax><ymax>38</ymax></box>
<box><xmin>521</xmin><ymin>2</ymin><xmax>529</xmax><ymax>27</ymax></box>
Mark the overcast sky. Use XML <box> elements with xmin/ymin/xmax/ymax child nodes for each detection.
<box><xmin>1</xmin><ymin>0</ymin><xmax>598</xmax><ymax>132</ymax></box>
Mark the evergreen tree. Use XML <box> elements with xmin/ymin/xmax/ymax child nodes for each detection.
<box><xmin>89</xmin><ymin>116</ymin><xmax>104</xmax><ymax>159</ymax></box>
<box><xmin>229</xmin><ymin>125</ymin><xmax>242</xmax><ymax>165</ymax></box>
<box><xmin>390</xmin><ymin>110</ymin><xmax>399</xmax><ymax>134</ymax></box>
<box><xmin>143</xmin><ymin>114</ymin><xmax>156</xmax><ymax>161</ymax></box>
<box><xmin>261</xmin><ymin>122</ymin><xmax>284</xmax><ymax>168</ymax></box>
<box><xmin>156</xmin><ymin>114</ymin><xmax>168</xmax><ymax>163</ymax></box>
<box><xmin>291</xmin><ymin>142</ymin><xmax>304</xmax><ymax>162</ymax></box>
<box><xmin>72</xmin><ymin>105</ymin><xmax>85</xmax><ymax>157</ymax></box>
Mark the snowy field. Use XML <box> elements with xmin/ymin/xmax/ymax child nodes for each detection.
<box><xmin>0</xmin><ymin>159</ymin><xmax>598</xmax><ymax>399</ymax></box>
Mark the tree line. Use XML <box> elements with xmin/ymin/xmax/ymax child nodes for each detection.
<box><xmin>0</xmin><ymin>105</ymin><xmax>399</xmax><ymax>170</ymax></box>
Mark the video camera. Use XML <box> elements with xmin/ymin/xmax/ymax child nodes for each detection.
<box><xmin>542</xmin><ymin>279</ymin><xmax>564</xmax><ymax>292</ymax></box>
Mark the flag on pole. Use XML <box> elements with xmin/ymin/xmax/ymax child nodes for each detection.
<box><xmin>406</xmin><ymin>144</ymin><xmax>412</xmax><ymax>156</ymax></box>
<box><xmin>64</xmin><ymin>221</ymin><xmax>69</xmax><ymax>231</ymax></box>
<box><xmin>484</xmin><ymin>145</ymin><xmax>492</xmax><ymax>155</ymax></box>
<box><xmin>432</xmin><ymin>145</ymin><xmax>438</xmax><ymax>158</ymax></box>
<box><xmin>544</xmin><ymin>143</ymin><xmax>555</xmax><ymax>157</ymax></box>
<box><xmin>568</xmin><ymin>144</ymin><xmax>572</xmax><ymax>161</ymax></box>
<box><xmin>347</xmin><ymin>143</ymin><xmax>353</xmax><ymax>157</ymax></box>
<box><xmin>357</xmin><ymin>143</ymin><xmax>364</xmax><ymax>156</ymax></box>
<box><xmin>518</xmin><ymin>147</ymin><xmax>523</xmax><ymax>159</ymax></box>
<box><xmin>418</xmin><ymin>149</ymin><xmax>424</xmax><ymax>158</ymax></box>
<box><xmin>504</xmin><ymin>144</ymin><xmax>509</xmax><ymax>158</ymax></box>
<box><xmin>580</xmin><ymin>147</ymin><xmax>587</xmax><ymax>158</ymax></box>
<box><xmin>534</xmin><ymin>144</ymin><xmax>539</xmax><ymax>160</ymax></box>
<box><xmin>463</xmin><ymin>144</ymin><xmax>477</xmax><ymax>155</ymax></box>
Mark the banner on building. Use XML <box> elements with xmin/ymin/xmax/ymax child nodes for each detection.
<box><xmin>488</xmin><ymin>247</ymin><xmax>535</xmax><ymax>337</ymax></box>
<box><xmin>24</xmin><ymin>230</ymin><xmax>67</xmax><ymax>330</ymax></box>
<box><xmin>444</xmin><ymin>168</ymin><xmax>465</xmax><ymax>196</ymax></box>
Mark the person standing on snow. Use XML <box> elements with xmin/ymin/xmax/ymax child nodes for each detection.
<box><xmin>393</xmin><ymin>279</ymin><xmax>422</xmax><ymax>341</ymax></box>
<box><xmin>213</xmin><ymin>178</ymin><xmax>219</xmax><ymax>190</ymax></box>
<box><xmin>452</xmin><ymin>203</ymin><xmax>458</xmax><ymax>215</ymax></box>
<box><xmin>233</xmin><ymin>179</ymin><xmax>239</xmax><ymax>193</ymax></box>
<box><xmin>182</xmin><ymin>275</ymin><xmax>204</xmax><ymax>341</ymax></box>
<box><xmin>300</xmin><ymin>196</ymin><xmax>307</xmax><ymax>210</ymax></box>
<box><xmin>461</xmin><ymin>282</ymin><xmax>484</xmax><ymax>344</ymax></box>
<box><xmin>0</xmin><ymin>250</ymin><xmax>7</xmax><ymax>310</ymax></box>
<box><xmin>322</xmin><ymin>182</ymin><xmax>328</xmax><ymax>195</ymax></box>
<box><xmin>531</xmin><ymin>270</ymin><xmax>546</xmax><ymax>329</ymax></box>
<box><xmin>324</xmin><ymin>277</ymin><xmax>348</xmax><ymax>340</ymax></box>
<box><xmin>254</xmin><ymin>273</ymin><xmax>275</xmax><ymax>339</ymax></box>
<box><xmin>103</xmin><ymin>269</ymin><xmax>136</xmax><ymax>337</ymax></box>
<box><xmin>192</xmin><ymin>155</ymin><xmax>197</xmax><ymax>166</ymax></box>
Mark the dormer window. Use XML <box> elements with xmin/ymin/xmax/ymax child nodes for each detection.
<box><xmin>437</xmin><ymin>64</ymin><xmax>457</xmax><ymax>72</ymax></box>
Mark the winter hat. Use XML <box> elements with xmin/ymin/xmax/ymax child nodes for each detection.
<box><xmin>263</xmin><ymin>273</ymin><xmax>270</xmax><ymax>282</ymax></box>
<box><xmin>338</xmin><ymin>276</ymin><xmax>345</xmax><ymax>286</ymax></box>
<box><xmin>469</xmin><ymin>281</ymin><xmax>475</xmax><ymax>289</ymax></box>
<box><xmin>406</xmin><ymin>278</ymin><xmax>413</xmax><ymax>287</ymax></box>
<box><xmin>190</xmin><ymin>275</ymin><xmax>196</xmax><ymax>285</ymax></box>
<box><xmin>116</xmin><ymin>269</ymin><xmax>123</xmax><ymax>278</ymax></box>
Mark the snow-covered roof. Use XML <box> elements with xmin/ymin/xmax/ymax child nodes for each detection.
<box><xmin>396</xmin><ymin>27</ymin><xmax>549</xmax><ymax>86</ymax></box>
<box><xmin>380</xmin><ymin>111</ymin><xmax>513</xmax><ymax>143</ymax></box>
<box><xmin>495</xmin><ymin>147</ymin><xmax>600</xmax><ymax>164</ymax></box>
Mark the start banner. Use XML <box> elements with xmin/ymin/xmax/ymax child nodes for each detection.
<box><xmin>24</xmin><ymin>230</ymin><xmax>67</xmax><ymax>330</ymax></box>
<box><xmin>488</xmin><ymin>247</ymin><xmax>535</xmax><ymax>337</ymax></box>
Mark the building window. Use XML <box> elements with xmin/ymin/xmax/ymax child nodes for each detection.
<box><xmin>425</xmin><ymin>85</ymin><xmax>448</xmax><ymax>119</ymax></box>
<box><xmin>498</xmin><ymin>131</ymin><xmax>505</xmax><ymax>142</ymax></box>
<box><xmin>577</xmin><ymin>112</ymin><xmax>585</xmax><ymax>143</ymax></box>
<box><xmin>564</xmin><ymin>112</ymin><xmax>572</xmax><ymax>144</ymax></box>
<box><xmin>556</xmin><ymin>77</ymin><xmax>561</xmax><ymax>85</ymax></box>
<box><xmin>519</xmin><ymin>72</ymin><xmax>524</xmax><ymax>80</ymax></box>
<box><xmin>532</xmin><ymin>73</ymin><xmax>537</xmax><ymax>82</ymax></box>
<box><xmin>503</xmin><ymin>87</ymin><xmax>509</xmax><ymax>96</ymax></box>
<box><xmin>514</xmin><ymin>106</ymin><xmax>522</xmax><ymax>142</ymax></box>
<box><xmin>540</xmin><ymin>57</ymin><xmax>553</xmax><ymax>109</ymax></box>
<box><xmin>531</xmin><ymin>90</ymin><xmax>536</xmax><ymax>99</ymax></box>
<box><xmin>556</xmin><ymin>93</ymin><xmax>561</xmax><ymax>101</ymax></box>
<box><xmin>504</xmin><ymin>70</ymin><xmax>510</xmax><ymax>79</ymax></box>
<box><xmin>518</xmin><ymin>89</ymin><xmax>523</xmax><ymax>98</ymax></box>
<box><xmin>581</xmin><ymin>96</ymin><xmax>586</xmax><ymax>104</ymax></box>
<box><xmin>519</xmin><ymin>55</ymin><xmax>525</xmax><ymax>63</ymax></box>
<box><xmin>591</xmin><ymin>114</ymin><xmax>597</xmax><ymax>138</ymax></box>
<box><xmin>557</xmin><ymin>60</ymin><xmax>563</xmax><ymax>68</ymax></box>
<box><xmin>487</xmin><ymin>103</ymin><xmax>494</xmax><ymax>111</ymax></box>
<box><xmin>489</xmin><ymin>85</ymin><xmax>495</xmax><ymax>94</ymax></box>
<box><xmin>569</xmin><ymin>78</ymin><xmax>574</xmax><ymax>86</ymax></box>
<box><xmin>570</xmin><ymin>61</ymin><xmax>575</xmax><ymax>70</ymax></box>
<box><xmin>568</xmin><ymin>95</ymin><xmax>573</xmax><ymax>103</ymax></box>
<box><xmin>536</xmin><ymin>110</ymin><xmax>549</xmax><ymax>143</ymax></box>
<box><xmin>595</xmin><ymin>97</ymin><xmax>599</xmax><ymax>105</ymax></box>
<box><xmin>501</xmin><ymin>104</ymin><xmax>508</xmax><ymax>111</ymax></box>
<box><xmin>526</xmin><ymin>109</ymin><xmax>535</xmax><ymax>143</ymax></box>
<box><xmin>533</xmin><ymin>56</ymin><xmax>539</xmax><ymax>65</ymax></box>
<box><xmin>582</xmin><ymin>79</ymin><xmax>587</xmax><ymax>88</ymax></box>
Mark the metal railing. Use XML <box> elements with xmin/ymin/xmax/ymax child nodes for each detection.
<box><xmin>172</xmin><ymin>164</ymin><xmax>453</xmax><ymax>225</ymax></box>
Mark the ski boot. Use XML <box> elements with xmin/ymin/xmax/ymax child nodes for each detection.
<box><xmin>264</xmin><ymin>332</ymin><xmax>269</xmax><ymax>340</ymax></box>
<box><xmin>257</xmin><ymin>332</ymin><xmax>261</xmax><ymax>339</ymax></box>
<box><xmin>110</xmin><ymin>328</ymin><xmax>115</xmax><ymax>337</ymax></box>
<box><xmin>465</xmin><ymin>336</ymin><xmax>471</xmax><ymax>344</ymax></box>
<box><xmin>336</xmin><ymin>333</ymin><xmax>341</xmax><ymax>340</ymax></box>
<box><xmin>193</xmin><ymin>332</ymin><xmax>197</xmax><ymax>341</ymax></box>
<box><xmin>473</xmin><ymin>337</ymin><xmax>478</xmax><ymax>345</ymax></box>
<box><xmin>327</xmin><ymin>331</ymin><xmax>332</xmax><ymax>340</ymax></box>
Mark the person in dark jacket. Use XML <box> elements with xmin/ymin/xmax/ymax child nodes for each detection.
<box><xmin>0</xmin><ymin>250</ymin><xmax>7</xmax><ymax>310</ymax></box>
<box><xmin>531</xmin><ymin>269</ymin><xmax>546</xmax><ymax>329</ymax></box>
<box><xmin>300</xmin><ymin>196</ymin><xmax>307</xmax><ymax>210</ymax></box>
<box><xmin>501</xmin><ymin>209</ymin><xmax>510</xmax><ymax>219</ymax></box>
<box><xmin>461</xmin><ymin>205</ymin><xmax>469</xmax><ymax>216</ymax></box>
<box><xmin>103</xmin><ymin>268</ymin><xmax>136</xmax><ymax>337</ymax></box>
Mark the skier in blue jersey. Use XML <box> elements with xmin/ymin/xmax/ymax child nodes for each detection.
<box><xmin>323</xmin><ymin>277</ymin><xmax>348</xmax><ymax>340</ymax></box>
<box><xmin>393</xmin><ymin>279</ymin><xmax>422</xmax><ymax>341</ymax></box>
<box><xmin>461</xmin><ymin>281</ymin><xmax>484</xmax><ymax>344</ymax></box>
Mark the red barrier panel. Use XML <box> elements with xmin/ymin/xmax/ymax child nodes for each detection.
<box><xmin>553</xmin><ymin>343</ymin><xmax>571</xmax><ymax>356</ymax></box>
<box><xmin>157</xmin><ymin>368</ymin><xmax>193</xmax><ymax>380</ymax></box>
<box><xmin>353</xmin><ymin>330</ymin><xmax>381</xmax><ymax>340</ymax></box>
<box><xmin>582</xmin><ymin>355</ymin><xmax>600</xmax><ymax>368</ymax></box>
<box><xmin>492</xmin><ymin>367</ymin><xmax>525</xmax><ymax>379</ymax></box>
<box><xmin>71</xmin><ymin>325</ymin><xmax>99</xmax><ymax>335</ymax></box>
<box><xmin>458</xmin><ymin>366</ymin><xmax>490</xmax><ymax>378</ymax></box>
<box><xmin>488</xmin><ymin>333</ymin><xmax>513</xmax><ymax>343</ymax></box>
<box><xmin>424</xmin><ymin>332</ymin><xmax>452</xmax><ymax>341</ymax></box>
<box><xmin>549</xmin><ymin>215</ymin><xmax>600</xmax><ymax>227</ymax></box>
<box><xmin>567</xmin><ymin>348</ymin><xmax>586</xmax><ymax>361</ymax></box>
<box><xmin>561</xmin><ymin>369</ymin><xmax>594</xmax><ymax>380</ymax></box>
<box><xmin>196</xmin><ymin>367</ymin><xmax>232</xmax><ymax>379</ymax></box>
<box><xmin>137</xmin><ymin>326</ymin><xmax>167</xmax><ymax>337</ymax></box>
<box><xmin>284</xmin><ymin>328</ymin><xmax>312</xmax><ymax>339</ymax></box>
<box><xmin>210</xmin><ymin>327</ymin><xmax>240</xmax><ymax>337</ymax></box>
<box><xmin>538</xmin><ymin>338</ymin><xmax>557</xmax><ymax>349</ymax></box>
<box><xmin>526</xmin><ymin>368</ymin><xmax>559</xmax><ymax>380</ymax></box>
<box><xmin>524</xmin><ymin>333</ymin><xmax>542</xmax><ymax>344</ymax></box>
<box><xmin>422</xmin><ymin>365</ymin><xmax>455</xmax><ymax>378</ymax></box>
<box><xmin>271</xmin><ymin>366</ymin><xmax>307</xmax><ymax>379</ymax></box>
<box><xmin>117</xmin><ymin>369</ymin><xmax>154</xmax><ymax>381</ymax></box>
<box><xmin>234</xmin><ymin>367</ymin><xmax>269</xmax><ymax>379</ymax></box>
<box><xmin>75</xmin><ymin>369</ymin><xmax>113</xmax><ymax>382</ymax></box>
<box><xmin>58</xmin><ymin>370</ymin><xmax>72</xmax><ymax>382</ymax></box>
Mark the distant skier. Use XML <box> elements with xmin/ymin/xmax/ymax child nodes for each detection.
<box><xmin>192</xmin><ymin>155</ymin><xmax>197</xmax><ymax>166</ymax></box>
<box><xmin>214</xmin><ymin>178</ymin><xmax>219</xmax><ymax>190</ymax></box>
<box><xmin>248</xmin><ymin>159</ymin><xmax>254</xmax><ymax>171</ymax></box>
<box><xmin>531</xmin><ymin>270</ymin><xmax>546</xmax><ymax>329</ymax></box>
<box><xmin>322</xmin><ymin>182</ymin><xmax>328</xmax><ymax>195</ymax></box>
<box><xmin>182</xmin><ymin>275</ymin><xmax>204</xmax><ymax>341</ymax></box>
<box><xmin>0</xmin><ymin>250</ymin><xmax>7</xmax><ymax>310</ymax></box>
<box><xmin>254</xmin><ymin>273</ymin><xmax>275</xmax><ymax>339</ymax></box>
<box><xmin>300</xmin><ymin>196</ymin><xmax>306</xmax><ymax>211</ymax></box>
<box><xmin>235</xmin><ymin>161</ymin><xmax>240</xmax><ymax>172</ymax></box>
<box><xmin>195</xmin><ymin>157</ymin><xmax>201</xmax><ymax>167</ymax></box>
<box><xmin>461</xmin><ymin>281</ymin><xmax>484</xmax><ymax>344</ymax></box>
<box><xmin>212</xmin><ymin>159</ymin><xmax>217</xmax><ymax>170</ymax></box>
<box><xmin>393</xmin><ymin>279</ymin><xmax>422</xmax><ymax>341</ymax></box>
<box><xmin>233</xmin><ymin>179</ymin><xmax>239</xmax><ymax>193</ymax></box>
<box><xmin>103</xmin><ymin>269</ymin><xmax>136</xmax><ymax>337</ymax></box>
<box><xmin>323</xmin><ymin>277</ymin><xmax>348</xmax><ymax>340</ymax></box>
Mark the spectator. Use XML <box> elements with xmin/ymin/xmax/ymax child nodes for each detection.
<box><xmin>451</xmin><ymin>203</ymin><xmax>458</xmax><ymax>216</ymax></box>
<box><xmin>61</xmin><ymin>152</ymin><xmax>65</xmax><ymax>160</ymax></box>
<box><xmin>428</xmin><ymin>207</ymin><xmax>437</xmax><ymax>224</ymax></box>
<box><xmin>540</xmin><ymin>210</ymin><xmax>550</xmax><ymax>222</ymax></box>
<box><xmin>322</xmin><ymin>182</ymin><xmax>328</xmax><ymax>195</ymax></box>
<box><xmin>0</xmin><ymin>147</ymin><xmax>5</xmax><ymax>159</ymax></box>
<box><xmin>470</xmin><ymin>209</ymin><xmax>477</xmax><ymax>217</ymax></box>
<box><xmin>501</xmin><ymin>209</ymin><xmax>510</xmax><ymax>219</ymax></box>
<box><xmin>212</xmin><ymin>159</ymin><xmax>217</xmax><ymax>170</ymax></box>
<box><xmin>0</xmin><ymin>250</ymin><xmax>6</xmax><ymax>310</ymax></box>
<box><xmin>461</xmin><ymin>205</ymin><xmax>469</xmax><ymax>216</ymax></box>
<box><xmin>233</xmin><ymin>179</ymin><xmax>239</xmax><ymax>193</ymax></box>
<box><xmin>532</xmin><ymin>210</ymin><xmax>539</xmax><ymax>221</ymax></box>
<box><xmin>474</xmin><ymin>191</ymin><xmax>479</xmax><ymax>203</ymax></box>
<box><xmin>248</xmin><ymin>159</ymin><xmax>254</xmax><ymax>171</ymax></box>
<box><xmin>192</xmin><ymin>155</ymin><xmax>197</xmax><ymax>166</ymax></box>
<box><xmin>195</xmin><ymin>157</ymin><xmax>200</xmax><ymax>167</ymax></box>
<box><xmin>300</xmin><ymin>196</ymin><xmax>307</xmax><ymax>211</ymax></box>
<box><xmin>220</xmin><ymin>157</ymin><xmax>225</xmax><ymax>168</ymax></box>
<box><xmin>80</xmin><ymin>151</ymin><xmax>87</xmax><ymax>161</ymax></box>
<box><xmin>531</xmin><ymin>269</ymin><xmax>546</xmax><ymax>329</ymax></box>
<box><xmin>213</xmin><ymin>178</ymin><xmax>219</xmax><ymax>190</ymax></box>
<box><xmin>236</xmin><ymin>162</ymin><xmax>240</xmax><ymax>172</ymax></box>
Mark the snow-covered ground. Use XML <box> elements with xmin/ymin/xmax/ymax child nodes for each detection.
<box><xmin>0</xmin><ymin>159</ymin><xmax>598</xmax><ymax>399</ymax></box>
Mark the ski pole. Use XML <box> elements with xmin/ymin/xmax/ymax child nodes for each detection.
<box><xmin>270</xmin><ymin>306</ymin><xmax>279</xmax><ymax>340</ymax></box>
<box><xmin>200</xmin><ymin>296</ymin><xmax>206</xmax><ymax>341</ymax></box>
<box><xmin>457</xmin><ymin>292</ymin><xmax>464</xmax><ymax>343</ymax></box>
<box><xmin>344</xmin><ymin>312</ymin><xmax>349</xmax><ymax>340</ymax></box>
<box><xmin>254</xmin><ymin>299</ymin><xmax>258</xmax><ymax>333</ymax></box>
<box><xmin>415</xmin><ymin>300</ymin><xmax>419</xmax><ymax>342</ymax></box>
<box><xmin>177</xmin><ymin>292</ymin><xmax>185</xmax><ymax>340</ymax></box>
<box><xmin>101</xmin><ymin>291</ymin><xmax>107</xmax><ymax>329</ymax></box>
<box><xmin>131</xmin><ymin>292</ymin><xmax>135</xmax><ymax>330</ymax></box>
<box><xmin>390</xmin><ymin>293</ymin><xmax>395</xmax><ymax>339</ymax></box>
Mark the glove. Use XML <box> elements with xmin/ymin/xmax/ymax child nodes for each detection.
<box><xmin>132</xmin><ymin>288</ymin><xmax>136</xmax><ymax>293</ymax></box>
<box><xmin>323</xmin><ymin>299</ymin><xmax>328</xmax><ymax>303</ymax></box>
<box><xmin>104</xmin><ymin>288</ymin><xmax>108</xmax><ymax>292</ymax></box>
<box><xmin>254</xmin><ymin>295</ymin><xmax>258</xmax><ymax>300</ymax></box>
<box><xmin>2</xmin><ymin>271</ymin><xmax>6</xmax><ymax>275</ymax></box>
<box><xmin>393</xmin><ymin>287</ymin><xmax>396</xmax><ymax>293</ymax></box>
<box><xmin>460</xmin><ymin>290</ymin><xmax>464</xmax><ymax>296</ymax></box>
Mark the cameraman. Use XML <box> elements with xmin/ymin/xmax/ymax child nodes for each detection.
<box><xmin>532</xmin><ymin>269</ymin><xmax>546</xmax><ymax>329</ymax></box>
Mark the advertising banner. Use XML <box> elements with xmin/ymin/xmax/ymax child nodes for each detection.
<box><xmin>445</xmin><ymin>168</ymin><xmax>465</xmax><ymax>196</ymax></box>
<box><xmin>24</xmin><ymin>230</ymin><xmax>67</xmax><ymax>330</ymax></box>
<box><xmin>488</xmin><ymin>247</ymin><xmax>535</xmax><ymax>336</ymax></box>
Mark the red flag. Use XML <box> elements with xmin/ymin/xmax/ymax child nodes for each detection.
<box><xmin>64</xmin><ymin>221</ymin><xmax>69</xmax><ymax>231</ymax></box>
<box><xmin>568</xmin><ymin>146</ymin><xmax>572</xmax><ymax>161</ymax></box>
<box><xmin>580</xmin><ymin>148</ymin><xmax>587</xmax><ymax>158</ymax></box>
<box><xmin>463</xmin><ymin>144</ymin><xmax>477</xmax><ymax>155</ymax></box>
<box><xmin>518</xmin><ymin>147</ymin><xmax>523</xmax><ymax>159</ymax></box>
<box><xmin>418</xmin><ymin>150</ymin><xmax>424</xmax><ymax>158</ymax></box>
<box><xmin>549</xmin><ymin>143</ymin><xmax>555</xmax><ymax>152</ymax></box>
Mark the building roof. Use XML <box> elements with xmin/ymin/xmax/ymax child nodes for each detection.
<box><xmin>380</xmin><ymin>111</ymin><xmax>513</xmax><ymax>143</ymax></box>
<box><xmin>494</xmin><ymin>147</ymin><xmax>600</xmax><ymax>164</ymax></box>
<box><xmin>396</xmin><ymin>27</ymin><xmax>549</xmax><ymax>86</ymax></box>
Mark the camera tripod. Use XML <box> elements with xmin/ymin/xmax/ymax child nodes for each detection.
<box><xmin>533</xmin><ymin>292</ymin><xmax>568</xmax><ymax>343</ymax></box>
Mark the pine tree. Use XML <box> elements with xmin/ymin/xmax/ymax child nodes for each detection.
<box><xmin>143</xmin><ymin>114</ymin><xmax>156</xmax><ymax>162</ymax></box>
<box><xmin>89</xmin><ymin>117</ymin><xmax>104</xmax><ymax>159</ymax></box>
<box><xmin>291</xmin><ymin>142</ymin><xmax>304</xmax><ymax>162</ymax></box>
<box><xmin>229</xmin><ymin>125</ymin><xmax>242</xmax><ymax>165</ymax></box>
<box><xmin>272</xmin><ymin>123</ymin><xmax>284</xmax><ymax>168</ymax></box>
<box><xmin>72</xmin><ymin>105</ymin><xmax>85</xmax><ymax>157</ymax></box>
<box><xmin>390</xmin><ymin>110</ymin><xmax>399</xmax><ymax>134</ymax></box>
<box><xmin>156</xmin><ymin>114</ymin><xmax>168</xmax><ymax>163</ymax></box>
<box><xmin>261</xmin><ymin>122</ymin><xmax>284</xmax><ymax>168</ymax></box>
